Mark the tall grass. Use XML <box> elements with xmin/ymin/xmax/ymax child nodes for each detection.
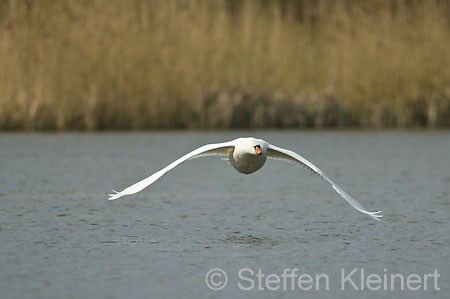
<box><xmin>0</xmin><ymin>0</ymin><xmax>449</xmax><ymax>129</ymax></box>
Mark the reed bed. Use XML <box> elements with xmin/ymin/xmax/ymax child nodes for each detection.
<box><xmin>0</xmin><ymin>0</ymin><xmax>449</xmax><ymax>129</ymax></box>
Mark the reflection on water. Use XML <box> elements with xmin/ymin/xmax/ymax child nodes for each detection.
<box><xmin>223</xmin><ymin>235</ymin><xmax>279</xmax><ymax>246</ymax></box>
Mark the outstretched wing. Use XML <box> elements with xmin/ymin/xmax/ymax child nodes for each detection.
<box><xmin>109</xmin><ymin>141</ymin><xmax>235</xmax><ymax>200</ymax></box>
<box><xmin>267</xmin><ymin>144</ymin><xmax>383</xmax><ymax>221</ymax></box>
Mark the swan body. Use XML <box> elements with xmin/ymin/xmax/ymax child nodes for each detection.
<box><xmin>109</xmin><ymin>137</ymin><xmax>382</xmax><ymax>221</ymax></box>
<box><xmin>229</xmin><ymin>137</ymin><xmax>267</xmax><ymax>174</ymax></box>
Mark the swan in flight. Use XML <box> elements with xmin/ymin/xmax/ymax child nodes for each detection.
<box><xmin>109</xmin><ymin>137</ymin><xmax>382</xmax><ymax>220</ymax></box>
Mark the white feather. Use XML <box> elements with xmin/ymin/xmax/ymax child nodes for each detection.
<box><xmin>108</xmin><ymin>141</ymin><xmax>234</xmax><ymax>200</ymax></box>
<box><xmin>267</xmin><ymin>144</ymin><xmax>383</xmax><ymax>221</ymax></box>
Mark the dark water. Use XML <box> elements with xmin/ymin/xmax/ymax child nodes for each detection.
<box><xmin>1</xmin><ymin>131</ymin><xmax>449</xmax><ymax>298</ymax></box>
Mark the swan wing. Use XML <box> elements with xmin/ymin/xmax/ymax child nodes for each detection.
<box><xmin>267</xmin><ymin>144</ymin><xmax>383</xmax><ymax>221</ymax></box>
<box><xmin>109</xmin><ymin>141</ymin><xmax>235</xmax><ymax>200</ymax></box>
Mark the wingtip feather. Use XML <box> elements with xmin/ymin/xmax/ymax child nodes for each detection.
<box><xmin>108</xmin><ymin>190</ymin><xmax>123</xmax><ymax>200</ymax></box>
<box><xmin>368</xmin><ymin>211</ymin><xmax>383</xmax><ymax>221</ymax></box>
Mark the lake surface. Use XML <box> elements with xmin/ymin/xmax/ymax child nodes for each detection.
<box><xmin>1</xmin><ymin>131</ymin><xmax>449</xmax><ymax>299</ymax></box>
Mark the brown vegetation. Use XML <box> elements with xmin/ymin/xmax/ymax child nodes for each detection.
<box><xmin>0</xmin><ymin>0</ymin><xmax>449</xmax><ymax>129</ymax></box>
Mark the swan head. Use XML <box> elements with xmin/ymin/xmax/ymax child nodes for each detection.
<box><xmin>234</xmin><ymin>137</ymin><xmax>267</xmax><ymax>156</ymax></box>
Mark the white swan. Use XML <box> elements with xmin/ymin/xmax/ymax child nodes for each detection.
<box><xmin>109</xmin><ymin>137</ymin><xmax>382</xmax><ymax>221</ymax></box>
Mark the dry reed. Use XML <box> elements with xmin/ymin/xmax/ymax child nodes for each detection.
<box><xmin>0</xmin><ymin>0</ymin><xmax>449</xmax><ymax>130</ymax></box>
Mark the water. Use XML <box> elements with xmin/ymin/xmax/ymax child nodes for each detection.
<box><xmin>1</xmin><ymin>131</ymin><xmax>449</xmax><ymax>298</ymax></box>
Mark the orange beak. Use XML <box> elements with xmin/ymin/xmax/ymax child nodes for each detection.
<box><xmin>255</xmin><ymin>147</ymin><xmax>261</xmax><ymax>155</ymax></box>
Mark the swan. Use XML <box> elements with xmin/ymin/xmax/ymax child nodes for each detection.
<box><xmin>109</xmin><ymin>137</ymin><xmax>382</xmax><ymax>220</ymax></box>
